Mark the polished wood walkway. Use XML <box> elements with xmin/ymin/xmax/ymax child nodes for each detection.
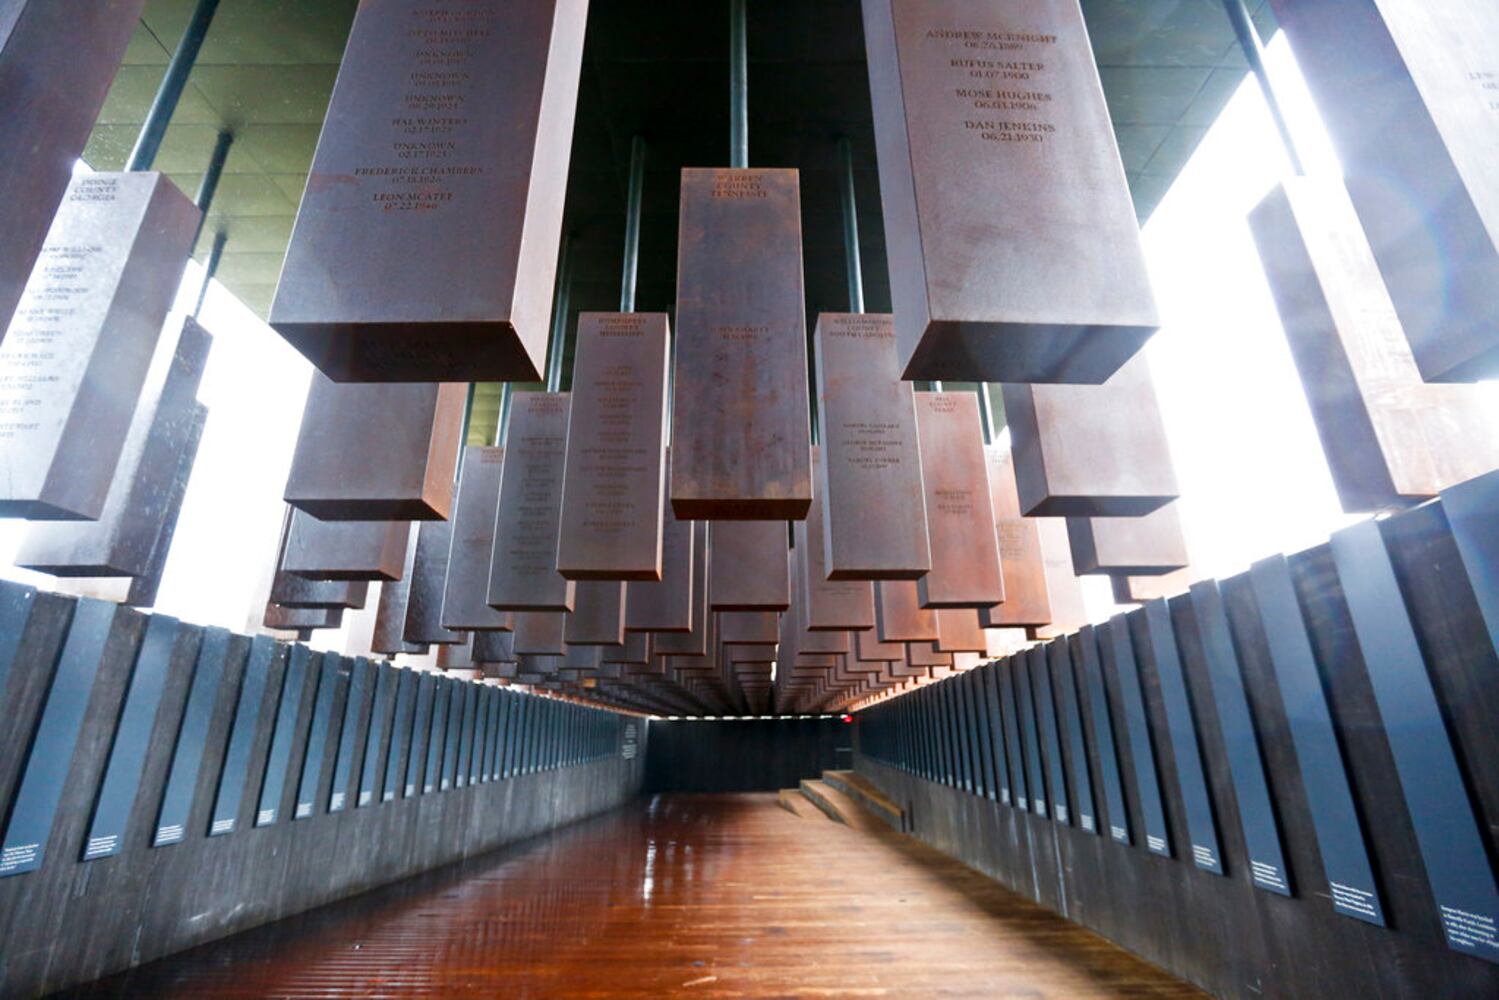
<box><xmin>75</xmin><ymin>794</ymin><xmax>1204</xmax><ymax>998</ymax></box>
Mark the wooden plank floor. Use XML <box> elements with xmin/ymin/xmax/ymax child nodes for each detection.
<box><xmin>73</xmin><ymin>794</ymin><xmax>1205</xmax><ymax>998</ymax></box>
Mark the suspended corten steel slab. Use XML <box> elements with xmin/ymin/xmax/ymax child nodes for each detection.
<box><xmin>648</xmin><ymin>522</ymin><xmax>710</xmax><ymax>654</ymax></box>
<box><xmin>979</xmin><ymin>446</ymin><xmax>1051</xmax><ymax>629</ymax></box>
<box><xmin>1248</xmin><ymin>179</ymin><xmax>1499</xmax><ymax>512</ymax></box>
<box><xmin>282</xmin><ymin>511</ymin><xmax>408</xmax><ymax>582</ymax></box>
<box><xmin>875</xmin><ymin>581</ymin><xmax>938</xmax><ymax>643</ymax></box>
<box><xmin>813</xmin><ymin>313</ymin><xmax>930</xmax><ymax>579</ymax></box>
<box><xmin>0</xmin><ymin>172</ymin><xmax>198</xmax><ymax>520</ymax></box>
<box><xmin>1028</xmin><ymin>518</ymin><xmax>1089</xmax><ymax>641</ymax></box>
<box><xmin>437</xmin><ymin>634</ymin><xmax>477</xmax><ymax>671</ymax></box>
<box><xmin>264</xmin><ymin>602</ymin><xmax>342</xmax><ymax>632</ymax></box>
<box><xmin>1110</xmin><ymin>567</ymin><xmax>1193</xmax><ymax>606</ymax></box>
<box><xmin>488</xmin><ymin>393</ymin><xmax>574</xmax><ymax>612</ymax></box>
<box><xmin>604</xmin><ymin>631</ymin><xmax>649</xmax><ymax>665</ymax></box>
<box><xmin>270</xmin><ymin>505</ymin><xmax>370</xmax><ymax>609</ymax></box>
<box><xmin>1003</xmin><ymin>353</ymin><xmax>1178</xmax><ymax>517</ymax></box>
<box><xmin>1066</xmin><ymin>501</ymin><xmax>1189</xmax><ymax>577</ymax></box>
<box><xmin>284</xmin><ymin>377</ymin><xmax>465</xmax><ymax>521</ymax></box>
<box><xmin>625</xmin><ymin>497</ymin><xmax>696</xmax><ymax>633</ymax></box>
<box><xmin>0</xmin><ymin>0</ymin><xmax>145</xmax><ymax>335</ymax></box>
<box><xmin>18</xmin><ymin>316</ymin><xmax>211</xmax><ymax>576</ymax></box>
<box><xmin>372</xmin><ymin>533</ymin><xmax>425</xmax><ymax>655</ymax></box>
<box><xmin>861</xmin><ymin>0</ymin><xmax>1157</xmax><ymax>384</ymax></box>
<box><xmin>443</xmin><ymin>446</ymin><xmax>515</xmax><ymax>631</ymax></box>
<box><xmin>268</xmin><ymin>0</ymin><xmax>589</xmax><ymax>382</ymax></box>
<box><xmin>718</xmin><ymin>612</ymin><xmax>780</xmax><ymax>646</ymax></box>
<box><xmin>565</xmin><ymin>582</ymin><xmax>627</xmax><ymax>645</ymax></box>
<box><xmin>709</xmin><ymin>521</ymin><xmax>790</xmax><ymax>611</ymax></box>
<box><xmin>936</xmin><ymin>609</ymin><xmax>988</xmax><ymax>654</ymax></box>
<box><xmin>906</xmin><ymin>642</ymin><xmax>953</xmax><ymax>669</ymax></box>
<box><xmin>913</xmin><ymin>392</ymin><xmax>1004</xmax><ymax>609</ymax></box>
<box><xmin>473</xmin><ymin>629</ymin><xmax>517</xmax><ymax>664</ymax></box>
<box><xmin>558</xmin><ymin>312</ymin><xmax>670</xmax><ymax>580</ymax></box>
<box><xmin>1270</xmin><ymin>0</ymin><xmax>1499</xmax><ymax>383</ymax></box>
<box><xmin>797</xmin><ymin>448</ymin><xmax>876</xmax><ymax>631</ymax></box>
<box><xmin>515</xmin><ymin>613</ymin><xmax>566</xmax><ymax>656</ymax></box>
<box><xmin>856</xmin><ymin>627</ymin><xmax>905</xmax><ymax>664</ymax></box>
<box><xmin>405</xmin><ymin>520</ymin><xmax>463</xmax><ymax>645</ymax></box>
<box><xmin>671</xmin><ymin>168</ymin><xmax>812</xmax><ymax>520</ymax></box>
<box><xmin>124</xmin><ymin>402</ymin><xmax>206</xmax><ymax>609</ymax></box>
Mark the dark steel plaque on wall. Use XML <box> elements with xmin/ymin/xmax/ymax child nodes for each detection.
<box><xmin>0</xmin><ymin>172</ymin><xmax>199</xmax><ymax>520</ymax></box>
<box><xmin>625</xmin><ymin>488</ymin><xmax>696</xmax><ymax>633</ymax></box>
<box><xmin>1</xmin><ymin>599</ymin><xmax>116</xmax><ymax>875</ymax></box>
<box><xmin>0</xmin><ymin>0</ymin><xmax>145</xmax><ymax>334</ymax></box>
<box><xmin>1139</xmin><ymin>601</ymin><xmax>1222</xmax><ymax>873</ymax></box>
<box><xmin>798</xmin><ymin>447</ymin><xmax>877</xmax><ymax>630</ymax></box>
<box><xmin>256</xmin><ymin>644</ymin><xmax>314</xmax><ymax>827</ymax></box>
<box><xmin>876</xmin><ymin>581</ymin><xmax>938</xmax><ymax>643</ymax></box>
<box><xmin>1188</xmin><ymin>581</ymin><xmax>1290</xmax><ymax>894</ymax></box>
<box><xmin>405</xmin><ymin>520</ymin><xmax>464</xmax><ymax>645</ymax></box>
<box><xmin>913</xmin><ymin>392</ymin><xmax>1003</xmax><ymax>609</ymax></box>
<box><xmin>209</xmin><ymin>636</ymin><xmax>277</xmax><ymax>837</ymax></box>
<box><xmin>997</xmin><ymin>658</ymin><xmax>1031</xmax><ymax>812</ymax></box>
<box><xmin>82</xmin><ymin>615</ymin><xmax>183</xmax><ymax>859</ymax></box>
<box><xmin>285</xmin><ymin>376</ymin><xmax>465</xmax><ymax>520</ymax></box>
<box><xmin>1066</xmin><ymin>502</ymin><xmax>1189</xmax><ymax>577</ymax></box>
<box><xmin>1441</xmin><ymin>470</ymin><xmax>1499</xmax><ymax>654</ymax></box>
<box><xmin>979</xmin><ymin>663</ymin><xmax>1012</xmax><ymax>805</ymax></box>
<box><xmin>1249</xmin><ymin>555</ymin><xmax>1383</xmax><ymax>923</ymax></box>
<box><xmin>671</xmin><ymin>167</ymin><xmax>811</xmax><ymax>520</ymax></box>
<box><xmin>1097</xmin><ymin>615</ymin><xmax>1169</xmax><ymax>855</ymax></box>
<box><xmin>282</xmin><ymin>510</ymin><xmax>409</xmax><ymax>581</ymax></box>
<box><xmin>566</xmin><ymin>582</ymin><xmax>627</xmax><ymax>645</ymax></box>
<box><xmin>1071</xmin><ymin>627</ymin><xmax>1128</xmax><ymax>844</ymax></box>
<box><xmin>861</xmin><ymin>0</ymin><xmax>1157</xmax><ymax>383</ymax></box>
<box><xmin>980</xmin><ymin>447</ymin><xmax>1051</xmax><ymax>628</ymax></box>
<box><xmin>358</xmin><ymin>663</ymin><xmax>397</xmax><ymax>806</ymax></box>
<box><xmin>1048</xmin><ymin>638</ymin><xmax>1096</xmax><ymax>833</ymax></box>
<box><xmin>1330</xmin><ymin>520</ymin><xmax>1499</xmax><ymax>961</ymax></box>
<box><xmin>1270</xmin><ymin>0</ymin><xmax>1499</xmax><ymax>383</ymax></box>
<box><xmin>559</xmin><ymin>312</ymin><xmax>670</xmax><ymax>579</ymax></box>
<box><xmin>268</xmin><ymin>0</ymin><xmax>589</xmax><ymax>382</ymax></box>
<box><xmin>709</xmin><ymin>521</ymin><xmax>789</xmax><ymax>611</ymax></box>
<box><xmin>444</xmin><ymin>445</ymin><xmax>517</xmax><ymax>630</ymax></box>
<box><xmin>382</xmin><ymin>668</ymin><xmax>416</xmax><ymax>802</ymax></box>
<box><xmin>372</xmin><ymin>530</ymin><xmax>425</xmax><ymax>655</ymax></box>
<box><xmin>453</xmin><ymin>682</ymin><xmax>476</xmax><ymax>788</ymax></box>
<box><xmin>813</xmin><ymin>313</ymin><xmax>930</xmax><ymax>578</ymax></box>
<box><xmin>424</xmin><ymin>677</ymin><xmax>450</xmax><ymax>792</ymax></box>
<box><xmin>154</xmin><ymin>628</ymin><xmax>235</xmax><ymax>847</ymax></box>
<box><xmin>328</xmin><ymin>657</ymin><xmax>372</xmax><ymax>813</ymax></box>
<box><xmin>295</xmin><ymin>652</ymin><xmax>346</xmax><ymax>819</ymax></box>
<box><xmin>407</xmin><ymin>672</ymin><xmax>437</xmax><ymax>796</ymax></box>
<box><xmin>1016</xmin><ymin>648</ymin><xmax>1052</xmax><ymax>819</ymax></box>
<box><xmin>489</xmin><ymin>393</ymin><xmax>574</xmax><ymax>611</ymax></box>
<box><xmin>1003</xmin><ymin>354</ymin><xmax>1178</xmax><ymax>517</ymax></box>
<box><xmin>18</xmin><ymin>317</ymin><xmax>212</xmax><ymax>576</ymax></box>
<box><xmin>441</xmin><ymin>679</ymin><xmax>464</xmax><ymax>790</ymax></box>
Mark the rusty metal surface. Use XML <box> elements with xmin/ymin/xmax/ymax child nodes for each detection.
<box><xmin>404</xmin><ymin>520</ymin><xmax>464</xmax><ymax>645</ymax></box>
<box><xmin>648</xmin><ymin>521</ymin><xmax>710</xmax><ymax>655</ymax></box>
<box><xmin>1271</xmin><ymin>0</ymin><xmax>1499</xmax><ymax>383</ymax></box>
<box><xmin>671</xmin><ymin>167</ymin><xmax>811</xmax><ymax>520</ymax></box>
<box><xmin>472</xmin><ymin>629</ymin><xmax>516</xmax><ymax>664</ymax></box>
<box><xmin>565</xmin><ymin>581</ymin><xmax>627</xmax><ymax>645</ymax></box>
<box><xmin>913</xmin><ymin>392</ymin><xmax>1004</xmax><ymax>609</ymax></box>
<box><xmin>1066</xmin><ymin>502</ymin><xmax>1189</xmax><ymax>576</ymax></box>
<box><xmin>17</xmin><ymin>316</ymin><xmax>212</xmax><ymax>576</ymax></box>
<box><xmin>264</xmin><ymin>602</ymin><xmax>342</xmax><ymax>631</ymax></box>
<box><xmin>0</xmin><ymin>172</ymin><xmax>199</xmax><ymax>520</ymax></box>
<box><xmin>285</xmin><ymin>376</ymin><xmax>464</xmax><ymax>521</ymax></box>
<box><xmin>813</xmin><ymin>313</ymin><xmax>930</xmax><ymax>579</ymax></box>
<box><xmin>0</xmin><ymin>0</ymin><xmax>144</xmax><ymax>335</ymax></box>
<box><xmin>558</xmin><ymin>312</ymin><xmax>670</xmax><ymax>579</ymax></box>
<box><xmin>1028</xmin><ymin>518</ymin><xmax>1090</xmax><ymax>641</ymax></box>
<box><xmin>862</xmin><ymin>0</ymin><xmax>1156</xmax><ymax>384</ymax></box>
<box><xmin>876</xmin><ymin>581</ymin><xmax>939</xmax><ymax>643</ymax></box>
<box><xmin>856</xmin><ymin>627</ymin><xmax>905</xmax><ymax>663</ymax></box>
<box><xmin>935</xmin><ymin>609</ymin><xmax>988</xmax><ymax>653</ymax></box>
<box><xmin>268</xmin><ymin>0</ymin><xmax>589</xmax><ymax>382</ymax></box>
<box><xmin>797</xmin><ymin>447</ymin><xmax>877</xmax><ymax>631</ymax></box>
<box><xmin>282</xmin><ymin>510</ymin><xmax>408</xmax><ymax>582</ymax></box>
<box><xmin>979</xmin><ymin>446</ymin><xmax>1052</xmax><ymax>628</ymax></box>
<box><xmin>515</xmin><ymin>612</ymin><xmax>567</xmax><ymax>656</ymax></box>
<box><xmin>488</xmin><ymin>393</ymin><xmax>574</xmax><ymax>612</ymax></box>
<box><xmin>1248</xmin><ymin>178</ymin><xmax>1499</xmax><ymax>512</ymax></box>
<box><xmin>443</xmin><ymin>446</ymin><xmax>516</xmax><ymax>631</ymax></box>
<box><xmin>709</xmin><ymin>521</ymin><xmax>790</xmax><ymax>612</ymax></box>
<box><xmin>1003</xmin><ymin>352</ymin><xmax>1178</xmax><ymax>517</ymax></box>
<box><xmin>718</xmin><ymin>612</ymin><xmax>780</xmax><ymax>646</ymax></box>
<box><xmin>372</xmin><ymin>532</ymin><xmax>425</xmax><ymax>655</ymax></box>
<box><xmin>625</xmin><ymin>482</ymin><xmax>696</xmax><ymax>633</ymax></box>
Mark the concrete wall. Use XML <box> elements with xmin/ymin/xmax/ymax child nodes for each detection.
<box><xmin>854</xmin><ymin>499</ymin><xmax>1499</xmax><ymax>999</ymax></box>
<box><xmin>0</xmin><ymin>590</ymin><xmax>646</xmax><ymax>998</ymax></box>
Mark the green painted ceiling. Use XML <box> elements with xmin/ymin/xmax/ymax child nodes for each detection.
<box><xmin>85</xmin><ymin>0</ymin><xmax>1274</xmax><ymax>446</ymax></box>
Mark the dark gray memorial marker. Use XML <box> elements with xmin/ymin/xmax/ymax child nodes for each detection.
<box><xmin>1072</xmin><ymin>627</ymin><xmax>1129</xmax><ymax>844</ymax></box>
<box><xmin>153</xmin><ymin>627</ymin><xmax>233</xmax><ymax>847</ymax></box>
<box><xmin>383</xmin><ymin>668</ymin><xmax>417</xmax><ymax>802</ymax></box>
<box><xmin>255</xmin><ymin>643</ymin><xmax>315</xmax><ymax>827</ymax></box>
<box><xmin>1049</xmin><ymin>638</ymin><xmax>1096</xmax><ymax>834</ymax></box>
<box><xmin>209</xmin><ymin>636</ymin><xmax>276</xmax><ymax>836</ymax></box>
<box><xmin>328</xmin><ymin>657</ymin><xmax>372</xmax><ymax>812</ymax></box>
<box><xmin>295</xmin><ymin>652</ymin><xmax>345</xmax><ymax>819</ymax></box>
<box><xmin>1098</xmin><ymin>616</ymin><xmax>1169</xmax><ymax>855</ymax></box>
<box><xmin>358</xmin><ymin>663</ymin><xmax>397</xmax><ymax>806</ymax></box>
<box><xmin>406</xmin><ymin>672</ymin><xmax>436</xmax><ymax>797</ymax></box>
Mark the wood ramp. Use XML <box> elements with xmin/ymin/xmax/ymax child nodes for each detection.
<box><xmin>779</xmin><ymin>769</ymin><xmax>909</xmax><ymax>833</ymax></box>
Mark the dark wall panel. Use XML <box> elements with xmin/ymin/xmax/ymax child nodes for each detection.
<box><xmin>645</xmin><ymin>718</ymin><xmax>850</xmax><ymax>792</ymax></box>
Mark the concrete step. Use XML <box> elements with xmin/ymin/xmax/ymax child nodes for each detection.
<box><xmin>821</xmin><ymin>770</ymin><xmax>908</xmax><ymax>833</ymax></box>
<box><xmin>798</xmin><ymin>779</ymin><xmax>890</xmax><ymax>833</ymax></box>
<box><xmin>777</xmin><ymin>787</ymin><xmax>826</xmax><ymax>820</ymax></box>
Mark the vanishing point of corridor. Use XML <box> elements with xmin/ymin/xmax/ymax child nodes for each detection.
<box><xmin>74</xmin><ymin>795</ymin><xmax>1204</xmax><ymax>998</ymax></box>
